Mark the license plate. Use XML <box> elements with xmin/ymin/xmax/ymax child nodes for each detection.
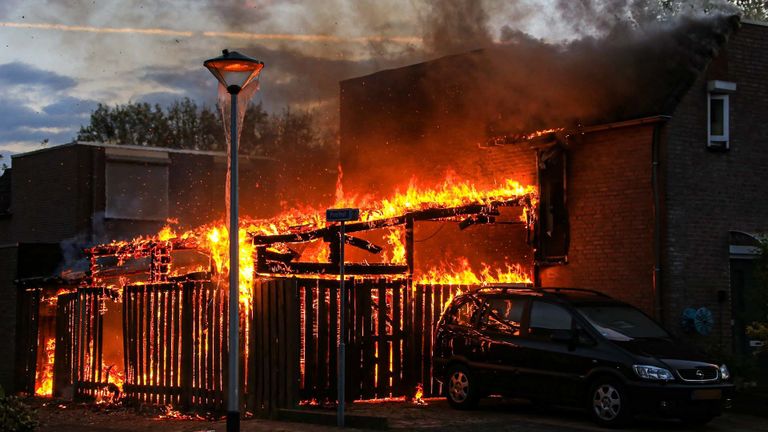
<box><xmin>691</xmin><ymin>389</ymin><xmax>722</xmax><ymax>400</ymax></box>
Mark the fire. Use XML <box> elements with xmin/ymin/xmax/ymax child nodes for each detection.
<box><xmin>35</xmin><ymin>337</ymin><xmax>56</xmax><ymax>396</ymax></box>
<box><xmin>416</xmin><ymin>258</ymin><xmax>531</xmax><ymax>286</ymax></box>
<box><xmin>382</xmin><ymin>228</ymin><xmax>406</xmax><ymax>264</ymax></box>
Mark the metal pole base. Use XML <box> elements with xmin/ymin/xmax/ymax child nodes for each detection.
<box><xmin>227</xmin><ymin>411</ymin><xmax>240</xmax><ymax>432</ymax></box>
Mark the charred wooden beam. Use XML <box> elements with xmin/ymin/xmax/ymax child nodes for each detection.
<box><xmin>251</xmin><ymin>197</ymin><xmax>533</xmax><ymax>246</ymax></box>
<box><xmin>323</xmin><ymin>233</ymin><xmax>383</xmax><ymax>254</ymax></box>
<box><xmin>263</xmin><ymin>247</ymin><xmax>301</xmax><ymax>263</ymax></box>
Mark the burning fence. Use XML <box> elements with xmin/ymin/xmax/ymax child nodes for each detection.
<box><xmin>16</xmin><ymin>174</ymin><xmax>537</xmax><ymax>416</ymax></box>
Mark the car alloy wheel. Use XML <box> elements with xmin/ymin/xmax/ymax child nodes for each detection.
<box><xmin>593</xmin><ymin>383</ymin><xmax>622</xmax><ymax>421</ymax></box>
<box><xmin>449</xmin><ymin>370</ymin><xmax>469</xmax><ymax>403</ymax></box>
<box><xmin>588</xmin><ymin>379</ymin><xmax>631</xmax><ymax>427</ymax></box>
<box><xmin>445</xmin><ymin>364</ymin><xmax>479</xmax><ymax>409</ymax></box>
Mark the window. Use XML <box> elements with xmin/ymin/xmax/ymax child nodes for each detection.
<box><xmin>449</xmin><ymin>298</ymin><xmax>481</xmax><ymax>327</ymax></box>
<box><xmin>708</xmin><ymin>93</ymin><xmax>729</xmax><ymax>149</ymax></box>
<box><xmin>537</xmin><ymin>147</ymin><xmax>568</xmax><ymax>262</ymax></box>
<box><xmin>528</xmin><ymin>301</ymin><xmax>572</xmax><ymax>340</ymax></box>
<box><xmin>706</xmin><ymin>80</ymin><xmax>736</xmax><ymax>151</ymax></box>
<box><xmin>479</xmin><ymin>296</ymin><xmax>525</xmax><ymax>336</ymax></box>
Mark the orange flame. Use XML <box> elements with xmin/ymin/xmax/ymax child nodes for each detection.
<box><xmin>35</xmin><ymin>337</ymin><xmax>56</xmax><ymax>396</ymax></box>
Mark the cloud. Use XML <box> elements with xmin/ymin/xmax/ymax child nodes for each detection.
<box><xmin>0</xmin><ymin>61</ymin><xmax>76</xmax><ymax>91</ymax></box>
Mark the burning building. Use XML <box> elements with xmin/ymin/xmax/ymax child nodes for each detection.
<box><xmin>340</xmin><ymin>15</ymin><xmax>768</xmax><ymax>355</ymax></box>
<box><xmin>3</xmin><ymin>12</ymin><xmax>767</xmax><ymax>418</ymax></box>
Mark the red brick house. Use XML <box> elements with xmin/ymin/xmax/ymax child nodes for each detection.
<box><xmin>338</xmin><ymin>16</ymin><xmax>768</xmax><ymax>357</ymax></box>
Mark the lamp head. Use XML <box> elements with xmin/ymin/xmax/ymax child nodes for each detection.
<box><xmin>204</xmin><ymin>49</ymin><xmax>264</xmax><ymax>94</ymax></box>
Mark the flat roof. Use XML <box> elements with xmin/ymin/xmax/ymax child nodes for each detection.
<box><xmin>11</xmin><ymin>141</ymin><xmax>276</xmax><ymax>161</ymax></box>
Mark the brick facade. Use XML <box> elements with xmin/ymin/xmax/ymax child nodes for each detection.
<box><xmin>540</xmin><ymin>125</ymin><xmax>656</xmax><ymax>314</ymax></box>
<box><xmin>663</xmin><ymin>22</ymin><xmax>768</xmax><ymax>347</ymax></box>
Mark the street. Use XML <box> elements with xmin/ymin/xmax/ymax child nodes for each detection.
<box><xmin>35</xmin><ymin>397</ymin><xmax>768</xmax><ymax>432</ymax></box>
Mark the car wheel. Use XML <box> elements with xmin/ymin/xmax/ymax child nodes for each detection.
<box><xmin>445</xmin><ymin>364</ymin><xmax>480</xmax><ymax>410</ymax></box>
<box><xmin>588</xmin><ymin>379</ymin><xmax>631</xmax><ymax>427</ymax></box>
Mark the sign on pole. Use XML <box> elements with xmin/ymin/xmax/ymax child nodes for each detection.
<box><xmin>326</xmin><ymin>208</ymin><xmax>359</xmax><ymax>427</ymax></box>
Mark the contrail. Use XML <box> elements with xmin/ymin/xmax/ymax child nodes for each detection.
<box><xmin>0</xmin><ymin>21</ymin><xmax>193</xmax><ymax>37</ymax></box>
<box><xmin>0</xmin><ymin>21</ymin><xmax>421</xmax><ymax>45</ymax></box>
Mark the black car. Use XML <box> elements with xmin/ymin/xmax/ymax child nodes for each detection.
<box><xmin>433</xmin><ymin>287</ymin><xmax>734</xmax><ymax>427</ymax></box>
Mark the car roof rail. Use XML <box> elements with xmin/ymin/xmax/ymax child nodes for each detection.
<box><xmin>541</xmin><ymin>287</ymin><xmax>611</xmax><ymax>298</ymax></box>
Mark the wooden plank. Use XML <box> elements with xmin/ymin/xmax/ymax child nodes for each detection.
<box><xmin>303</xmin><ymin>282</ymin><xmax>314</xmax><ymax>400</ymax></box>
<box><xmin>269</xmin><ymin>278</ymin><xmax>279</xmax><ymax>417</ymax></box>
<box><xmin>423</xmin><ymin>285</ymin><xmax>433</xmax><ymax>397</ymax></box>
<box><xmin>286</xmin><ymin>278</ymin><xmax>300</xmax><ymax>410</ymax></box>
<box><xmin>161</xmin><ymin>288</ymin><xmax>169</xmax><ymax>404</ymax></box>
<box><xmin>361</xmin><ymin>278</ymin><xmax>375</xmax><ymax>400</ymax></box>
<box><xmin>316</xmin><ymin>282</ymin><xmax>328</xmax><ymax>398</ymax></box>
<box><xmin>392</xmin><ymin>280</ymin><xmax>402</xmax><ymax>396</ymax></box>
<box><xmin>205</xmin><ymin>283</ymin><xmax>213</xmax><ymax>410</ymax></box>
<box><xmin>173</xmin><ymin>285</ymin><xmax>181</xmax><ymax>404</ymax></box>
<box><xmin>96</xmin><ymin>292</ymin><xmax>104</xmax><ymax>387</ymax></box>
<box><xmin>376</xmin><ymin>280</ymin><xmax>387</xmax><ymax>396</ymax></box>
<box><xmin>328</xmin><ymin>281</ymin><xmax>338</xmax><ymax>398</ymax></box>
<box><xmin>412</xmin><ymin>283</ymin><xmax>424</xmax><ymax>398</ymax></box>
<box><xmin>277</xmin><ymin>280</ymin><xmax>288</xmax><ymax>411</ymax></box>
<box><xmin>254</xmin><ymin>279</ymin><xmax>265</xmax><ymax>416</ymax></box>
<box><xmin>137</xmin><ymin>287</ymin><xmax>145</xmax><ymax>400</ymax></box>
<box><xmin>180</xmin><ymin>282</ymin><xmax>193</xmax><ymax>411</ymax></box>
<box><xmin>349</xmin><ymin>277</ymin><xmax>361</xmax><ymax>400</ymax></box>
<box><xmin>152</xmin><ymin>288</ymin><xmax>160</xmax><ymax>404</ymax></box>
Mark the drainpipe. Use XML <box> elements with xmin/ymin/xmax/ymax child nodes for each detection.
<box><xmin>652</xmin><ymin>123</ymin><xmax>663</xmax><ymax>323</ymax></box>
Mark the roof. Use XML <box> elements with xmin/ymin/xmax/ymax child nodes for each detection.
<box><xmin>11</xmin><ymin>141</ymin><xmax>275</xmax><ymax>161</ymax></box>
<box><xmin>341</xmin><ymin>15</ymin><xmax>740</xmax><ymax>136</ymax></box>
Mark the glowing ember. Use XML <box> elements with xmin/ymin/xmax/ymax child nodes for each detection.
<box><xmin>414</xmin><ymin>383</ymin><xmax>427</xmax><ymax>405</ymax></box>
<box><xmin>35</xmin><ymin>337</ymin><xmax>56</xmax><ymax>396</ymax></box>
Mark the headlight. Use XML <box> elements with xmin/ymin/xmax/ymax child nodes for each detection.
<box><xmin>633</xmin><ymin>365</ymin><xmax>675</xmax><ymax>381</ymax></box>
<box><xmin>719</xmin><ymin>364</ymin><xmax>731</xmax><ymax>380</ymax></box>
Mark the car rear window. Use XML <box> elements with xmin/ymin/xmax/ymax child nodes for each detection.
<box><xmin>529</xmin><ymin>301</ymin><xmax>572</xmax><ymax>340</ymax></box>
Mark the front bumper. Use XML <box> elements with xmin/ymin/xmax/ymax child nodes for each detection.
<box><xmin>626</xmin><ymin>381</ymin><xmax>734</xmax><ymax>417</ymax></box>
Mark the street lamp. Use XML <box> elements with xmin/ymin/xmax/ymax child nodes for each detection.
<box><xmin>204</xmin><ymin>49</ymin><xmax>263</xmax><ymax>432</ymax></box>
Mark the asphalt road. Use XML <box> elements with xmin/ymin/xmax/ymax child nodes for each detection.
<box><xmin>34</xmin><ymin>397</ymin><xmax>768</xmax><ymax>432</ymax></box>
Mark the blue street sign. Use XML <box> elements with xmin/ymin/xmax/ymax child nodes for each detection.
<box><xmin>326</xmin><ymin>208</ymin><xmax>360</xmax><ymax>222</ymax></box>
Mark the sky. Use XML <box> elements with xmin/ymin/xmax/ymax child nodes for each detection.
<box><xmin>0</xmin><ymin>0</ymin><xmax>739</xmax><ymax>163</ymax></box>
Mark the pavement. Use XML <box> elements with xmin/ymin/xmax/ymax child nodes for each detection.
<box><xmin>33</xmin><ymin>397</ymin><xmax>768</xmax><ymax>432</ymax></box>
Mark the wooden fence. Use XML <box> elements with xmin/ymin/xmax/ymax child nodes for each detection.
<box><xmin>122</xmin><ymin>280</ymin><xmax>229</xmax><ymax>412</ymax></box>
<box><xmin>18</xmin><ymin>277</ymin><xmax>472</xmax><ymax>415</ymax></box>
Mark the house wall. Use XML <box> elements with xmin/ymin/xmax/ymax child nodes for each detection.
<box><xmin>663</xmin><ymin>22</ymin><xmax>768</xmax><ymax>348</ymax></box>
<box><xmin>539</xmin><ymin>125</ymin><xmax>657</xmax><ymax>313</ymax></box>
<box><xmin>0</xmin><ymin>145</ymin><xmax>90</xmax><ymax>244</ymax></box>
<box><xmin>0</xmin><ymin>245</ymin><xmax>18</xmax><ymax>392</ymax></box>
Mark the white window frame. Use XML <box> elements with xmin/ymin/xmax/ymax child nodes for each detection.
<box><xmin>707</xmin><ymin>93</ymin><xmax>729</xmax><ymax>149</ymax></box>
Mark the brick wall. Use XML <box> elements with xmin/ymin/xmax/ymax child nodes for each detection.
<box><xmin>663</xmin><ymin>22</ymin><xmax>768</xmax><ymax>348</ymax></box>
<box><xmin>540</xmin><ymin>125</ymin><xmax>657</xmax><ymax>314</ymax></box>
<box><xmin>1</xmin><ymin>146</ymin><xmax>87</xmax><ymax>244</ymax></box>
<box><xmin>0</xmin><ymin>245</ymin><xmax>17</xmax><ymax>392</ymax></box>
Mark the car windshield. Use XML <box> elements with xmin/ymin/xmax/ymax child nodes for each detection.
<box><xmin>577</xmin><ymin>305</ymin><xmax>670</xmax><ymax>341</ymax></box>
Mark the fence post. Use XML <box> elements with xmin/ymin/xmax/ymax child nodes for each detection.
<box><xmin>181</xmin><ymin>282</ymin><xmax>193</xmax><ymax>411</ymax></box>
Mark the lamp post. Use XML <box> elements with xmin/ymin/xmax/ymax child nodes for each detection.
<box><xmin>204</xmin><ymin>49</ymin><xmax>263</xmax><ymax>432</ymax></box>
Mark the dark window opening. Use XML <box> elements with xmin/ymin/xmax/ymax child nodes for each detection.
<box><xmin>537</xmin><ymin>147</ymin><xmax>568</xmax><ymax>262</ymax></box>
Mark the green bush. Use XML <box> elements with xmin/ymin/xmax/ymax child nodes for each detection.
<box><xmin>0</xmin><ymin>388</ymin><xmax>38</xmax><ymax>432</ymax></box>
